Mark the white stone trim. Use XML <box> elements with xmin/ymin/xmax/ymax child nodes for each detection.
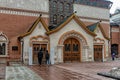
<box><xmin>58</xmin><ymin>31</ymin><xmax>89</xmax><ymax>62</ymax></box>
<box><xmin>0</xmin><ymin>32</ymin><xmax>9</xmax><ymax>57</ymax></box>
<box><xmin>0</xmin><ymin>9</ymin><xmax>49</xmax><ymax>17</ymax></box>
<box><xmin>60</xmin><ymin>32</ymin><xmax>87</xmax><ymax>46</ymax></box>
<box><xmin>112</xmin><ymin>28</ymin><xmax>120</xmax><ymax>32</ymax></box>
<box><xmin>80</xmin><ymin>18</ymin><xmax>109</xmax><ymax>24</ymax></box>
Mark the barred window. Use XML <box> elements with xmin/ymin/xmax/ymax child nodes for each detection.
<box><xmin>53</xmin><ymin>14</ymin><xmax>57</xmax><ymax>24</ymax></box>
<box><xmin>59</xmin><ymin>2</ymin><xmax>64</xmax><ymax>12</ymax></box>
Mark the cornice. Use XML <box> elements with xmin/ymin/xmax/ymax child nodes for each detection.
<box><xmin>0</xmin><ymin>7</ymin><xmax>49</xmax><ymax>16</ymax></box>
<box><xmin>78</xmin><ymin>16</ymin><xmax>109</xmax><ymax>22</ymax></box>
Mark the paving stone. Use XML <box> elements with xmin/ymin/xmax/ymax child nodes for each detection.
<box><xmin>28</xmin><ymin>61</ymin><xmax>120</xmax><ymax>80</ymax></box>
<box><xmin>5</xmin><ymin>66</ymin><xmax>43</xmax><ymax>80</ymax></box>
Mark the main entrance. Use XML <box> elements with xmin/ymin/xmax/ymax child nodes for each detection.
<box><xmin>94</xmin><ymin>45</ymin><xmax>103</xmax><ymax>61</ymax></box>
<box><xmin>63</xmin><ymin>38</ymin><xmax>80</xmax><ymax>62</ymax></box>
<box><xmin>32</xmin><ymin>44</ymin><xmax>47</xmax><ymax>64</ymax></box>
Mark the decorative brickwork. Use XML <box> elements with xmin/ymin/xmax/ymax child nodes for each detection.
<box><xmin>49</xmin><ymin>0</ymin><xmax>112</xmax><ymax>30</ymax></box>
<box><xmin>49</xmin><ymin>0</ymin><xmax>73</xmax><ymax>30</ymax></box>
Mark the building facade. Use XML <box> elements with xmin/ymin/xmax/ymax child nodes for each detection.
<box><xmin>0</xmin><ymin>0</ymin><xmax>111</xmax><ymax>65</ymax></box>
<box><xmin>110</xmin><ymin>12</ymin><xmax>120</xmax><ymax>57</ymax></box>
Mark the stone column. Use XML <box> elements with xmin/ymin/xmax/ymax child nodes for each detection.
<box><xmin>29</xmin><ymin>47</ymin><xmax>32</xmax><ymax>65</ymax></box>
<box><xmin>6</xmin><ymin>42</ymin><xmax>8</xmax><ymax>56</ymax></box>
<box><xmin>57</xmin><ymin>45</ymin><xmax>64</xmax><ymax>63</ymax></box>
<box><xmin>102</xmin><ymin>45</ymin><xmax>105</xmax><ymax>62</ymax></box>
<box><xmin>50</xmin><ymin>48</ymin><xmax>55</xmax><ymax>64</ymax></box>
<box><xmin>82</xmin><ymin>45</ymin><xmax>89</xmax><ymax>61</ymax></box>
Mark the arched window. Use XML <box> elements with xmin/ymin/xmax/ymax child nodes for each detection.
<box><xmin>0</xmin><ymin>32</ymin><xmax>8</xmax><ymax>56</ymax></box>
<box><xmin>53</xmin><ymin>1</ymin><xmax>57</xmax><ymax>11</ymax></box>
<box><xmin>53</xmin><ymin>14</ymin><xmax>57</xmax><ymax>24</ymax></box>
<box><xmin>111</xmin><ymin>44</ymin><xmax>118</xmax><ymax>55</ymax></box>
<box><xmin>66</xmin><ymin>3</ymin><xmax>70</xmax><ymax>12</ymax></box>
<box><xmin>60</xmin><ymin>15</ymin><xmax>64</xmax><ymax>22</ymax></box>
<box><xmin>60</xmin><ymin>2</ymin><xmax>64</xmax><ymax>12</ymax></box>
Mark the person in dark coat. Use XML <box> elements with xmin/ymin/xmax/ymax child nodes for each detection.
<box><xmin>45</xmin><ymin>50</ymin><xmax>50</xmax><ymax>65</ymax></box>
<box><xmin>38</xmin><ymin>49</ymin><xmax>43</xmax><ymax>65</ymax></box>
<box><xmin>111</xmin><ymin>50</ymin><xmax>115</xmax><ymax>61</ymax></box>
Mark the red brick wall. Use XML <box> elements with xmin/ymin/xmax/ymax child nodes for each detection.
<box><xmin>111</xmin><ymin>27</ymin><xmax>120</xmax><ymax>56</ymax></box>
<box><xmin>0</xmin><ymin>13</ymin><xmax>49</xmax><ymax>59</ymax></box>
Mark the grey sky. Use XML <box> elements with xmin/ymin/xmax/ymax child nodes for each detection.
<box><xmin>110</xmin><ymin>0</ymin><xmax>120</xmax><ymax>14</ymax></box>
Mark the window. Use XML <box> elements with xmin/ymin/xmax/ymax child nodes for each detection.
<box><xmin>73</xmin><ymin>44</ymin><xmax>78</xmax><ymax>51</ymax></box>
<box><xmin>59</xmin><ymin>2</ymin><xmax>64</xmax><ymax>12</ymax></box>
<box><xmin>53</xmin><ymin>1</ymin><xmax>57</xmax><ymax>11</ymax></box>
<box><xmin>0</xmin><ymin>43</ymin><xmax>6</xmax><ymax>55</ymax></box>
<box><xmin>0</xmin><ymin>32</ymin><xmax>8</xmax><ymax>55</ymax></box>
<box><xmin>66</xmin><ymin>3</ymin><xmax>70</xmax><ymax>12</ymax></box>
<box><xmin>65</xmin><ymin>44</ymin><xmax>70</xmax><ymax>51</ymax></box>
<box><xmin>53</xmin><ymin>14</ymin><xmax>57</xmax><ymax>24</ymax></box>
<box><xmin>60</xmin><ymin>15</ymin><xmax>64</xmax><ymax>22</ymax></box>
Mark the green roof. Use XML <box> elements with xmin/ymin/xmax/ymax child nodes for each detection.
<box><xmin>87</xmin><ymin>22</ymin><xmax>98</xmax><ymax>32</ymax></box>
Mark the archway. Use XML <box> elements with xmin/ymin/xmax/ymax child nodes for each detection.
<box><xmin>63</xmin><ymin>38</ymin><xmax>80</xmax><ymax>62</ymax></box>
<box><xmin>58</xmin><ymin>30</ymin><xmax>88</xmax><ymax>63</ymax></box>
<box><xmin>111</xmin><ymin>44</ymin><xmax>118</xmax><ymax>56</ymax></box>
<box><xmin>30</xmin><ymin>35</ymin><xmax>49</xmax><ymax>64</ymax></box>
<box><xmin>94</xmin><ymin>38</ymin><xmax>105</xmax><ymax>62</ymax></box>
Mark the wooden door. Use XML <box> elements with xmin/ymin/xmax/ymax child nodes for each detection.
<box><xmin>94</xmin><ymin>45</ymin><xmax>103</xmax><ymax>61</ymax></box>
<box><xmin>33</xmin><ymin>44</ymin><xmax>47</xmax><ymax>64</ymax></box>
<box><xmin>41</xmin><ymin>44</ymin><xmax>47</xmax><ymax>64</ymax></box>
<box><xmin>64</xmin><ymin>38</ymin><xmax>80</xmax><ymax>62</ymax></box>
<box><xmin>33</xmin><ymin>44</ymin><xmax>40</xmax><ymax>64</ymax></box>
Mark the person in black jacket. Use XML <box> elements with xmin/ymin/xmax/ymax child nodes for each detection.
<box><xmin>38</xmin><ymin>49</ymin><xmax>43</xmax><ymax>65</ymax></box>
<box><xmin>45</xmin><ymin>50</ymin><xmax>50</xmax><ymax>65</ymax></box>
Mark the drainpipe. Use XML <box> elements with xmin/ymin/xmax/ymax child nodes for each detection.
<box><xmin>110</xmin><ymin>25</ymin><xmax>112</xmax><ymax>55</ymax></box>
<box><xmin>20</xmin><ymin>39</ymin><xmax>24</xmax><ymax>63</ymax></box>
<box><xmin>118</xmin><ymin>24</ymin><xmax>120</xmax><ymax>56</ymax></box>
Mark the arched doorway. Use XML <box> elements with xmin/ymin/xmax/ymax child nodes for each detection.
<box><xmin>30</xmin><ymin>35</ymin><xmax>49</xmax><ymax>64</ymax></box>
<box><xmin>111</xmin><ymin>44</ymin><xmax>118</xmax><ymax>56</ymax></box>
<box><xmin>32</xmin><ymin>44</ymin><xmax>47</xmax><ymax>64</ymax></box>
<box><xmin>63</xmin><ymin>38</ymin><xmax>80</xmax><ymax>62</ymax></box>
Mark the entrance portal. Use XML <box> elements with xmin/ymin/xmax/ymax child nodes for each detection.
<box><xmin>63</xmin><ymin>38</ymin><xmax>80</xmax><ymax>62</ymax></box>
<box><xmin>32</xmin><ymin>44</ymin><xmax>47</xmax><ymax>64</ymax></box>
<box><xmin>94</xmin><ymin>45</ymin><xmax>103</xmax><ymax>61</ymax></box>
<box><xmin>111</xmin><ymin>44</ymin><xmax>118</xmax><ymax>56</ymax></box>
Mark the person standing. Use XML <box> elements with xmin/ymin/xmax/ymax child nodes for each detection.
<box><xmin>45</xmin><ymin>50</ymin><xmax>50</xmax><ymax>65</ymax></box>
<box><xmin>38</xmin><ymin>49</ymin><xmax>43</xmax><ymax>65</ymax></box>
<box><xmin>111</xmin><ymin>50</ymin><xmax>115</xmax><ymax>61</ymax></box>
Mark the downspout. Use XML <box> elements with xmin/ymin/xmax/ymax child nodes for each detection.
<box><xmin>118</xmin><ymin>24</ymin><xmax>120</xmax><ymax>56</ymax></box>
<box><xmin>110</xmin><ymin>25</ymin><xmax>112</xmax><ymax>57</ymax></box>
<box><xmin>20</xmin><ymin>39</ymin><xmax>24</xmax><ymax>63</ymax></box>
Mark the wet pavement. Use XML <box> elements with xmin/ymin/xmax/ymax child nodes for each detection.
<box><xmin>1</xmin><ymin>60</ymin><xmax>120</xmax><ymax>80</ymax></box>
<box><xmin>29</xmin><ymin>65</ymin><xmax>100</xmax><ymax>80</ymax></box>
<box><xmin>29</xmin><ymin>61</ymin><xmax>120</xmax><ymax>80</ymax></box>
<box><xmin>0</xmin><ymin>64</ymin><xmax>5</xmax><ymax>80</ymax></box>
<box><xmin>6</xmin><ymin>66</ymin><xmax>43</xmax><ymax>80</ymax></box>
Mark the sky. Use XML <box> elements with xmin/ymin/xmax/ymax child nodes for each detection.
<box><xmin>110</xmin><ymin>0</ymin><xmax>120</xmax><ymax>14</ymax></box>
